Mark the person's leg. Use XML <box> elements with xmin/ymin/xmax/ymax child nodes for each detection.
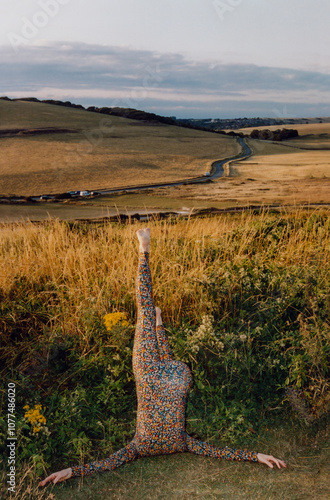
<box><xmin>155</xmin><ymin>307</ymin><xmax>173</xmax><ymax>361</ymax></box>
<box><xmin>133</xmin><ymin>228</ymin><xmax>160</xmax><ymax>374</ymax></box>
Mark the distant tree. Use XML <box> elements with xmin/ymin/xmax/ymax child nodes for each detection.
<box><xmin>250</xmin><ymin>128</ymin><xmax>298</xmax><ymax>141</ymax></box>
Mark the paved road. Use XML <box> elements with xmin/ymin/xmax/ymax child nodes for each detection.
<box><xmin>210</xmin><ymin>137</ymin><xmax>251</xmax><ymax>180</ymax></box>
<box><xmin>96</xmin><ymin>137</ymin><xmax>252</xmax><ymax>195</ymax></box>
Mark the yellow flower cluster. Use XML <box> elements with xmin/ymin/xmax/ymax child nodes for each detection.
<box><xmin>103</xmin><ymin>312</ymin><xmax>129</xmax><ymax>331</ymax></box>
<box><xmin>23</xmin><ymin>404</ymin><xmax>47</xmax><ymax>434</ymax></box>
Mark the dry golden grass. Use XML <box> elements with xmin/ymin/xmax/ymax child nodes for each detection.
<box><xmin>1</xmin><ymin>211</ymin><xmax>329</xmax><ymax>328</ymax></box>
<box><xmin>0</xmin><ymin>99</ymin><xmax>108</xmax><ymax>130</ymax></box>
<box><xmin>0</xmin><ymin>100</ymin><xmax>239</xmax><ymax>197</ymax></box>
<box><xmin>0</xmin><ymin>194</ymin><xmax>249</xmax><ymax>223</ymax></box>
<box><xmin>152</xmin><ymin>176</ymin><xmax>330</xmax><ymax>207</ymax></box>
<box><xmin>0</xmin><ymin>217</ymin><xmax>220</xmax><ymax>327</ymax></box>
<box><xmin>0</xmin><ymin>202</ymin><xmax>132</xmax><ymax>223</ymax></box>
<box><xmin>233</xmin><ymin>140</ymin><xmax>330</xmax><ymax>180</ymax></box>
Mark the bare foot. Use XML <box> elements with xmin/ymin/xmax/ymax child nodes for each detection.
<box><xmin>136</xmin><ymin>228</ymin><xmax>151</xmax><ymax>252</ymax></box>
<box><xmin>155</xmin><ymin>307</ymin><xmax>163</xmax><ymax>326</ymax></box>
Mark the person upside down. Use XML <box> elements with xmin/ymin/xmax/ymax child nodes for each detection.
<box><xmin>39</xmin><ymin>228</ymin><xmax>286</xmax><ymax>486</ymax></box>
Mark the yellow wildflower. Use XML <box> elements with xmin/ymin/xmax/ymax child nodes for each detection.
<box><xmin>103</xmin><ymin>312</ymin><xmax>129</xmax><ymax>331</ymax></box>
<box><xmin>24</xmin><ymin>404</ymin><xmax>47</xmax><ymax>434</ymax></box>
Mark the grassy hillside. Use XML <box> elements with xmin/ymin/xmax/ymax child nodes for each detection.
<box><xmin>0</xmin><ymin>100</ymin><xmax>239</xmax><ymax>197</ymax></box>
<box><xmin>0</xmin><ymin>212</ymin><xmax>329</xmax><ymax>498</ymax></box>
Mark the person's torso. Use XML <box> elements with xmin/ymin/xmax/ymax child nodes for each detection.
<box><xmin>134</xmin><ymin>360</ymin><xmax>192</xmax><ymax>455</ymax></box>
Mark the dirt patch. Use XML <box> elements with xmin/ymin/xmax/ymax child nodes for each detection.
<box><xmin>0</xmin><ymin>127</ymin><xmax>78</xmax><ymax>137</ymax></box>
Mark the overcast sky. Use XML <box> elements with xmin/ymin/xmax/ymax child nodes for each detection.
<box><xmin>1</xmin><ymin>0</ymin><xmax>329</xmax><ymax>118</ymax></box>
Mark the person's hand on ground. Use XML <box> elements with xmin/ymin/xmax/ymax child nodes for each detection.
<box><xmin>257</xmin><ymin>453</ymin><xmax>286</xmax><ymax>469</ymax></box>
<box><xmin>39</xmin><ymin>467</ymin><xmax>72</xmax><ymax>487</ymax></box>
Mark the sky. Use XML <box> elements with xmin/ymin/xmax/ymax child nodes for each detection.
<box><xmin>0</xmin><ymin>0</ymin><xmax>329</xmax><ymax>118</ymax></box>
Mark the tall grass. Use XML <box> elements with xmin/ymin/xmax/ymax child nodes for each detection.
<box><xmin>1</xmin><ymin>209</ymin><xmax>328</xmax><ymax>326</ymax></box>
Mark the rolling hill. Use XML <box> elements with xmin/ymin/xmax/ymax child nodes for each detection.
<box><xmin>0</xmin><ymin>99</ymin><xmax>239</xmax><ymax>197</ymax></box>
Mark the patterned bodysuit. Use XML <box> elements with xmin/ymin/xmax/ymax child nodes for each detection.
<box><xmin>71</xmin><ymin>252</ymin><xmax>258</xmax><ymax>477</ymax></box>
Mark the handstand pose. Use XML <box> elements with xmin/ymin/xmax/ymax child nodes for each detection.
<box><xmin>40</xmin><ymin>228</ymin><xmax>286</xmax><ymax>486</ymax></box>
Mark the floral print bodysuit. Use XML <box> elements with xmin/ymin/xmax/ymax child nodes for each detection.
<box><xmin>71</xmin><ymin>252</ymin><xmax>258</xmax><ymax>477</ymax></box>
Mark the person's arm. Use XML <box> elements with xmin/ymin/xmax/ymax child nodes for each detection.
<box><xmin>39</xmin><ymin>440</ymin><xmax>138</xmax><ymax>486</ymax></box>
<box><xmin>186</xmin><ymin>434</ymin><xmax>286</xmax><ymax>468</ymax></box>
<box><xmin>186</xmin><ymin>433</ymin><xmax>258</xmax><ymax>462</ymax></box>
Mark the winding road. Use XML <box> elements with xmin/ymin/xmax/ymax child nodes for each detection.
<box><xmin>95</xmin><ymin>137</ymin><xmax>252</xmax><ymax>195</ymax></box>
<box><xmin>208</xmin><ymin>137</ymin><xmax>252</xmax><ymax>180</ymax></box>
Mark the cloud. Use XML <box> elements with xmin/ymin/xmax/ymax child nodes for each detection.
<box><xmin>1</xmin><ymin>41</ymin><xmax>330</xmax><ymax>118</ymax></box>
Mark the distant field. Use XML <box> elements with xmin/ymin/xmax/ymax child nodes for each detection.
<box><xmin>0</xmin><ymin>195</ymin><xmax>242</xmax><ymax>223</ymax></box>
<box><xmin>227</xmin><ymin>121</ymin><xmax>330</xmax><ymax>137</ymax></box>
<box><xmin>0</xmin><ymin>100</ymin><xmax>239</xmax><ymax>197</ymax></box>
<box><xmin>153</xmin><ymin>134</ymin><xmax>330</xmax><ymax>207</ymax></box>
<box><xmin>228</xmin><ymin>122</ymin><xmax>330</xmax><ymax>149</ymax></box>
<box><xmin>237</xmin><ymin>138</ymin><xmax>330</xmax><ymax>180</ymax></box>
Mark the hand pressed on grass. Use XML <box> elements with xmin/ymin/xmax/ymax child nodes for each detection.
<box><xmin>39</xmin><ymin>468</ymin><xmax>72</xmax><ymax>486</ymax></box>
<box><xmin>257</xmin><ymin>453</ymin><xmax>286</xmax><ymax>469</ymax></box>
